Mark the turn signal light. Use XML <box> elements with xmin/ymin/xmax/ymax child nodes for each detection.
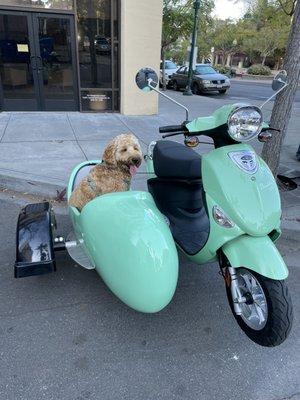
<box><xmin>258</xmin><ymin>131</ymin><xmax>273</xmax><ymax>142</ymax></box>
<box><xmin>213</xmin><ymin>206</ymin><xmax>235</xmax><ymax>228</ymax></box>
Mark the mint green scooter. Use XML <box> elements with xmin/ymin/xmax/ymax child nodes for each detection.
<box><xmin>14</xmin><ymin>70</ymin><xmax>293</xmax><ymax>348</ymax></box>
<box><xmin>134</xmin><ymin>68</ymin><xmax>293</xmax><ymax>347</ymax></box>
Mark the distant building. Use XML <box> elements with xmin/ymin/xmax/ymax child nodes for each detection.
<box><xmin>0</xmin><ymin>0</ymin><xmax>163</xmax><ymax>114</ymax></box>
<box><xmin>214</xmin><ymin>51</ymin><xmax>248</xmax><ymax>68</ymax></box>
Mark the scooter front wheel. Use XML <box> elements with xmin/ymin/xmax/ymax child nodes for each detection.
<box><xmin>224</xmin><ymin>266</ymin><xmax>293</xmax><ymax>347</ymax></box>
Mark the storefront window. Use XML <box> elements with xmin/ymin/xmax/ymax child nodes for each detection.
<box><xmin>0</xmin><ymin>0</ymin><xmax>73</xmax><ymax>10</ymax></box>
<box><xmin>76</xmin><ymin>0</ymin><xmax>119</xmax><ymax>111</ymax></box>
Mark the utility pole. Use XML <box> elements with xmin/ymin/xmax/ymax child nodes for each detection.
<box><xmin>183</xmin><ymin>0</ymin><xmax>201</xmax><ymax>96</ymax></box>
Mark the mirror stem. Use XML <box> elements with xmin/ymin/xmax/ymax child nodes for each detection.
<box><xmin>260</xmin><ymin>81</ymin><xmax>288</xmax><ymax>109</ymax></box>
<box><xmin>148</xmin><ymin>79</ymin><xmax>190</xmax><ymax>121</ymax></box>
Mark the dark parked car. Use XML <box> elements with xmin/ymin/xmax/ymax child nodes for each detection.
<box><xmin>94</xmin><ymin>36</ymin><xmax>111</xmax><ymax>54</ymax></box>
<box><xmin>170</xmin><ymin>64</ymin><xmax>231</xmax><ymax>94</ymax></box>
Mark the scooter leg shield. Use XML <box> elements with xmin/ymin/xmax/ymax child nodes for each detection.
<box><xmin>222</xmin><ymin>235</ymin><xmax>288</xmax><ymax>280</ymax></box>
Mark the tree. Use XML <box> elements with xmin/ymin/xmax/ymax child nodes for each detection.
<box><xmin>236</xmin><ymin>0</ymin><xmax>290</xmax><ymax>66</ymax></box>
<box><xmin>161</xmin><ymin>0</ymin><xmax>213</xmax><ymax>89</ymax></box>
<box><xmin>161</xmin><ymin>0</ymin><xmax>194</xmax><ymax>89</ymax></box>
<box><xmin>244</xmin><ymin>26</ymin><xmax>286</xmax><ymax>65</ymax></box>
<box><xmin>165</xmin><ymin>38</ymin><xmax>190</xmax><ymax>64</ymax></box>
<box><xmin>196</xmin><ymin>0</ymin><xmax>214</xmax><ymax>60</ymax></box>
<box><xmin>212</xmin><ymin>20</ymin><xmax>240</xmax><ymax>65</ymax></box>
<box><xmin>261</xmin><ymin>0</ymin><xmax>300</xmax><ymax>176</ymax></box>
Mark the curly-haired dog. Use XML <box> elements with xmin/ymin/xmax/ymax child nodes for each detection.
<box><xmin>69</xmin><ymin>134</ymin><xmax>142</xmax><ymax>211</ymax></box>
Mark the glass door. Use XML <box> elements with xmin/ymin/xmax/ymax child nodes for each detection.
<box><xmin>0</xmin><ymin>10</ymin><xmax>78</xmax><ymax>111</ymax></box>
<box><xmin>32</xmin><ymin>13</ymin><xmax>79</xmax><ymax>111</ymax></box>
<box><xmin>0</xmin><ymin>11</ymin><xmax>40</xmax><ymax>110</ymax></box>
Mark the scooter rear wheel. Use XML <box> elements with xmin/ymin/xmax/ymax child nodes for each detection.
<box><xmin>224</xmin><ymin>266</ymin><xmax>293</xmax><ymax>347</ymax></box>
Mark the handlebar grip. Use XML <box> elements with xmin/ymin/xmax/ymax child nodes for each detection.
<box><xmin>159</xmin><ymin>125</ymin><xmax>187</xmax><ymax>133</ymax></box>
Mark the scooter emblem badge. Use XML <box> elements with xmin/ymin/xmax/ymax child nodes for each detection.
<box><xmin>228</xmin><ymin>150</ymin><xmax>258</xmax><ymax>174</ymax></box>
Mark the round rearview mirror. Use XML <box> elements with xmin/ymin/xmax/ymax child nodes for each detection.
<box><xmin>272</xmin><ymin>70</ymin><xmax>287</xmax><ymax>91</ymax></box>
<box><xmin>135</xmin><ymin>67</ymin><xmax>158</xmax><ymax>92</ymax></box>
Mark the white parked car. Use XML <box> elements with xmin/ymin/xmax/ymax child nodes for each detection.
<box><xmin>160</xmin><ymin>60</ymin><xmax>179</xmax><ymax>87</ymax></box>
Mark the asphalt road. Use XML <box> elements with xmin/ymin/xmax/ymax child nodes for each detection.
<box><xmin>225</xmin><ymin>80</ymin><xmax>300</xmax><ymax>103</ymax></box>
<box><xmin>1</xmin><ymin>192</ymin><xmax>300</xmax><ymax>400</ymax></box>
<box><xmin>196</xmin><ymin>80</ymin><xmax>300</xmax><ymax>104</ymax></box>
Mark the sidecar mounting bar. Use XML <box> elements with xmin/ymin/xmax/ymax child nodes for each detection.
<box><xmin>53</xmin><ymin>236</ymin><xmax>66</xmax><ymax>252</ymax></box>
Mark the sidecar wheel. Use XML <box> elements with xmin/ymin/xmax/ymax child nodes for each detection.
<box><xmin>225</xmin><ymin>267</ymin><xmax>293</xmax><ymax>347</ymax></box>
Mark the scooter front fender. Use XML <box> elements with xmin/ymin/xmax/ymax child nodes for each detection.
<box><xmin>222</xmin><ymin>235</ymin><xmax>288</xmax><ymax>280</ymax></box>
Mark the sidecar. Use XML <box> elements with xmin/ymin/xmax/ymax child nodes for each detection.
<box><xmin>14</xmin><ymin>160</ymin><xmax>179</xmax><ymax>313</ymax></box>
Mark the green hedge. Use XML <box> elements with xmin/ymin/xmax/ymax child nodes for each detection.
<box><xmin>214</xmin><ymin>64</ymin><xmax>231</xmax><ymax>75</ymax></box>
<box><xmin>247</xmin><ymin>64</ymin><xmax>271</xmax><ymax>76</ymax></box>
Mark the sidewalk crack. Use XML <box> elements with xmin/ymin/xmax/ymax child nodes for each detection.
<box><xmin>115</xmin><ymin>115</ymin><xmax>148</xmax><ymax>146</ymax></box>
<box><xmin>0</xmin><ymin>112</ymin><xmax>12</xmax><ymax>142</ymax></box>
<box><xmin>67</xmin><ymin>113</ymin><xmax>88</xmax><ymax>160</ymax></box>
<box><xmin>276</xmin><ymin>392</ymin><xmax>300</xmax><ymax>400</ymax></box>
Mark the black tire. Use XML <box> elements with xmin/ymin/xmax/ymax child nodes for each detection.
<box><xmin>219</xmin><ymin>89</ymin><xmax>227</xmax><ymax>94</ymax></box>
<box><xmin>173</xmin><ymin>81</ymin><xmax>179</xmax><ymax>91</ymax></box>
<box><xmin>225</xmin><ymin>267</ymin><xmax>293</xmax><ymax>347</ymax></box>
<box><xmin>192</xmin><ymin>82</ymin><xmax>200</xmax><ymax>95</ymax></box>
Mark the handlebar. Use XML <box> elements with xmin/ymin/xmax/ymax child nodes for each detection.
<box><xmin>159</xmin><ymin>124</ymin><xmax>188</xmax><ymax>134</ymax></box>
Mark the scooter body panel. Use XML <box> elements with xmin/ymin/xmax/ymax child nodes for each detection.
<box><xmin>186</xmin><ymin>103</ymin><xmax>236</xmax><ymax>133</ymax></box>
<box><xmin>68</xmin><ymin>163</ymin><xmax>178</xmax><ymax>313</ymax></box>
<box><xmin>185</xmin><ymin>192</ymin><xmax>244</xmax><ymax>264</ymax></box>
<box><xmin>201</xmin><ymin>143</ymin><xmax>281</xmax><ymax>236</ymax></box>
<box><xmin>222</xmin><ymin>235</ymin><xmax>288</xmax><ymax>279</ymax></box>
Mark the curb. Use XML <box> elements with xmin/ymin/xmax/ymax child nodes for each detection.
<box><xmin>0</xmin><ymin>171</ymin><xmax>66</xmax><ymax>199</ymax></box>
<box><xmin>230</xmin><ymin>77</ymin><xmax>273</xmax><ymax>83</ymax></box>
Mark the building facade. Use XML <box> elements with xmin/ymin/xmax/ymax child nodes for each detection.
<box><xmin>0</xmin><ymin>0</ymin><xmax>162</xmax><ymax>114</ymax></box>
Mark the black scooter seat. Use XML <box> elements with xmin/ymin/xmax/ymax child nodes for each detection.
<box><xmin>153</xmin><ymin>140</ymin><xmax>202</xmax><ymax>179</ymax></box>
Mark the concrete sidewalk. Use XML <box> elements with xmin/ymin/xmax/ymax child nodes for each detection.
<box><xmin>0</xmin><ymin>91</ymin><xmax>299</xmax><ymax>232</ymax></box>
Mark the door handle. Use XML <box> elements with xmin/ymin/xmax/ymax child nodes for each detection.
<box><xmin>36</xmin><ymin>56</ymin><xmax>43</xmax><ymax>71</ymax></box>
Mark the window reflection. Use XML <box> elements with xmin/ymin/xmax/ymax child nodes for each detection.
<box><xmin>0</xmin><ymin>14</ymin><xmax>34</xmax><ymax>99</ymax></box>
<box><xmin>0</xmin><ymin>0</ymin><xmax>73</xmax><ymax>10</ymax></box>
<box><xmin>38</xmin><ymin>17</ymin><xmax>75</xmax><ymax>99</ymax></box>
<box><xmin>77</xmin><ymin>0</ymin><xmax>119</xmax><ymax>111</ymax></box>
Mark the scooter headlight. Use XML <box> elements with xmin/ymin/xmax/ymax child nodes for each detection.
<box><xmin>228</xmin><ymin>105</ymin><xmax>263</xmax><ymax>142</ymax></box>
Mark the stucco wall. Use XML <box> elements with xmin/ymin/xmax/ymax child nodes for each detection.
<box><xmin>120</xmin><ymin>0</ymin><xmax>163</xmax><ymax>115</ymax></box>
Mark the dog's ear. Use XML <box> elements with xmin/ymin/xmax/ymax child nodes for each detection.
<box><xmin>102</xmin><ymin>139</ymin><xmax>117</xmax><ymax>165</ymax></box>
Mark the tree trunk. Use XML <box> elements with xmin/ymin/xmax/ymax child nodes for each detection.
<box><xmin>261</xmin><ymin>55</ymin><xmax>266</xmax><ymax>65</ymax></box>
<box><xmin>261</xmin><ymin>0</ymin><xmax>300</xmax><ymax>176</ymax></box>
<box><xmin>226</xmin><ymin>54</ymin><xmax>231</xmax><ymax>67</ymax></box>
<box><xmin>222</xmin><ymin>52</ymin><xmax>226</xmax><ymax>66</ymax></box>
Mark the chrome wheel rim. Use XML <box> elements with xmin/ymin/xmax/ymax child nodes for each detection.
<box><xmin>236</xmin><ymin>269</ymin><xmax>268</xmax><ymax>331</ymax></box>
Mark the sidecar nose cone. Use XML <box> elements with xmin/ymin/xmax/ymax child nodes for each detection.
<box><xmin>79</xmin><ymin>191</ymin><xmax>179</xmax><ymax>313</ymax></box>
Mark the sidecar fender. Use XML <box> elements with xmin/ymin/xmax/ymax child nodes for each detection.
<box><xmin>72</xmin><ymin>191</ymin><xmax>179</xmax><ymax>313</ymax></box>
<box><xmin>222</xmin><ymin>235</ymin><xmax>288</xmax><ymax>280</ymax></box>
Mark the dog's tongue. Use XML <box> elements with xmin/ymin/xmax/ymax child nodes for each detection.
<box><xmin>129</xmin><ymin>165</ymin><xmax>138</xmax><ymax>176</ymax></box>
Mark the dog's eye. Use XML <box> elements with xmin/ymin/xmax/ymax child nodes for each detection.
<box><xmin>121</xmin><ymin>148</ymin><xmax>127</xmax><ymax>152</ymax></box>
<box><xmin>134</xmin><ymin>146</ymin><xmax>139</xmax><ymax>151</ymax></box>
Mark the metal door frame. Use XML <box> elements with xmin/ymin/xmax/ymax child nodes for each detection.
<box><xmin>0</xmin><ymin>8</ymin><xmax>79</xmax><ymax>111</ymax></box>
<box><xmin>31</xmin><ymin>12</ymin><xmax>79</xmax><ymax>110</ymax></box>
<box><xmin>0</xmin><ymin>9</ymin><xmax>40</xmax><ymax>110</ymax></box>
